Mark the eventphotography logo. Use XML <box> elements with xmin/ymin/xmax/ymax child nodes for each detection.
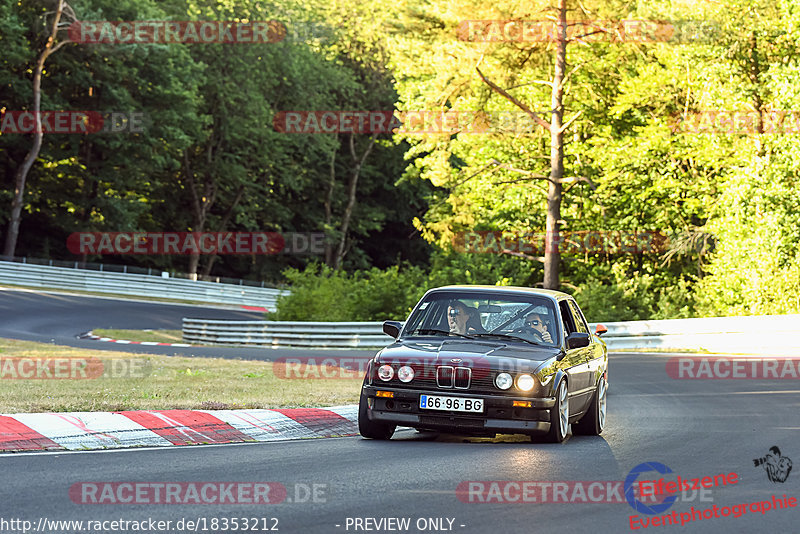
<box><xmin>753</xmin><ymin>446</ymin><xmax>793</xmax><ymax>483</ymax></box>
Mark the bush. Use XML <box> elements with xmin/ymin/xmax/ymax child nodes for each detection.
<box><xmin>271</xmin><ymin>252</ymin><xmax>701</xmax><ymax>323</ymax></box>
<box><xmin>573</xmin><ymin>265</ymin><xmax>697</xmax><ymax>323</ymax></box>
<box><xmin>270</xmin><ymin>251</ymin><xmax>538</xmax><ymax>321</ymax></box>
<box><xmin>269</xmin><ymin>263</ymin><xmax>426</xmax><ymax>321</ymax></box>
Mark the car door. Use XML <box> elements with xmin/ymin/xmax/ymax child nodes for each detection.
<box><xmin>557</xmin><ymin>300</ymin><xmax>591</xmax><ymax>414</ymax></box>
<box><xmin>569</xmin><ymin>299</ymin><xmax>605</xmax><ymax>389</ymax></box>
<box><xmin>559</xmin><ymin>299</ymin><xmax>593</xmax><ymax>413</ymax></box>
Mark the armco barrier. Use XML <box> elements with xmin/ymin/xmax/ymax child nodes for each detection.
<box><xmin>0</xmin><ymin>260</ymin><xmax>287</xmax><ymax>309</ymax></box>
<box><xmin>182</xmin><ymin>319</ymin><xmax>386</xmax><ymax>348</ymax></box>
<box><xmin>182</xmin><ymin>314</ymin><xmax>800</xmax><ymax>354</ymax></box>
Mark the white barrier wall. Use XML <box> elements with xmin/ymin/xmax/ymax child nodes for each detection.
<box><xmin>182</xmin><ymin>315</ymin><xmax>800</xmax><ymax>355</ymax></box>
<box><xmin>0</xmin><ymin>260</ymin><xmax>287</xmax><ymax>309</ymax></box>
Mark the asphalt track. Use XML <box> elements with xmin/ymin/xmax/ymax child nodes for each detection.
<box><xmin>1</xmin><ymin>288</ymin><xmax>799</xmax><ymax>533</ymax></box>
<box><xmin>0</xmin><ymin>288</ymin><xmax>376</xmax><ymax>360</ymax></box>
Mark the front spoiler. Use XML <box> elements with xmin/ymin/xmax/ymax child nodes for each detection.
<box><xmin>362</xmin><ymin>385</ymin><xmax>555</xmax><ymax>435</ymax></box>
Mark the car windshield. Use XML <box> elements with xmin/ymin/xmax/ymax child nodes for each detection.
<box><xmin>403</xmin><ymin>291</ymin><xmax>560</xmax><ymax>347</ymax></box>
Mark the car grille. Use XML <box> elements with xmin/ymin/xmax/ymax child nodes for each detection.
<box><xmin>435</xmin><ymin>366</ymin><xmax>472</xmax><ymax>389</ymax></box>
<box><xmin>380</xmin><ymin>364</ymin><xmax>504</xmax><ymax>394</ymax></box>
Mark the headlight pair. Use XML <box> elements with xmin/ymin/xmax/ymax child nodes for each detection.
<box><xmin>378</xmin><ymin>364</ymin><xmax>414</xmax><ymax>383</ymax></box>
<box><xmin>495</xmin><ymin>372</ymin><xmax>536</xmax><ymax>392</ymax></box>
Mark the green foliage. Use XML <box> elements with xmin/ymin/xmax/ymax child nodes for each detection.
<box><xmin>0</xmin><ymin>0</ymin><xmax>429</xmax><ymax>278</ymax></box>
<box><xmin>572</xmin><ymin>265</ymin><xmax>697</xmax><ymax>323</ymax></box>
<box><xmin>694</xmin><ymin>154</ymin><xmax>800</xmax><ymax>316</ymax></box>
<box><xmin>271</xmin><ymin>250</ymin><xmax>540</xmax><ymax>321</ymax></box>
<box><xmin>4</xmin><ymin>0</ymin><xmax>800</xmax><ymax>321</ymax></box>
<box><xmin>271</xmin><ymin>263</ymin><xmax>426</xmax><ymax>321</ymax></box>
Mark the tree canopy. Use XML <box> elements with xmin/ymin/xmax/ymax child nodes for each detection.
<box><xmin>2</xmin><ymin>0</ymin><xmax>798</xmax><ymax>319</ymax></box>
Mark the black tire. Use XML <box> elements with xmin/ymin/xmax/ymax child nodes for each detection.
<box><xmin>545</xmin><ymin>379</ymin><xmax>569</xmax><ymax>443</ymax></box>
<box><xmin>573</xmin><ymin>376</ymin><xmax>607</xmax><ymax>436</ymax></box>
<box><xmin>358</xmin><ymin>392</ymin><xmax>395</xmax><ymax>440</ymax></box>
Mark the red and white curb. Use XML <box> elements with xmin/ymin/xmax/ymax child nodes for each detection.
<box><xmin>78</xmin><ymin>331</ymin><xmax>193</xmax><ymax>347</ymax></box>
<box><xmin>0</xmin><ymin>406</ymin><xmax>357</xmax><ymax>452</ymax></box>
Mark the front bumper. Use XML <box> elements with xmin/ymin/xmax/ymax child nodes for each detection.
<box><xmin>362</xmin><ymin>385</ymin><xmax>556</xmax><ymax>435</ymax></box>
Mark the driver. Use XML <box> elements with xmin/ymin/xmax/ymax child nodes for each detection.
<box><xmin>447</xmin><ymin>301</ymin><xmax>480</xmax><ymax>335</ymax></box>
<box><xmin>524</xmin><ymin>312</ymin><xmax>553</xmax><ymax>343</ymax></box>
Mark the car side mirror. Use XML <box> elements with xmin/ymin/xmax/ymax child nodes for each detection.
<box><xmin>595</xmin><ymin>324</ymin><xmax>608</xmax><ymax>336</ymax></box>
<box><xmin>382</xmin><ymin>320</ymin><xmax>403</xmax><ymax>339</ymax></box>
<box><xmin>566</xmin><ymin>332</ymin><xmax>591</xmax><ymax>350</ymax></box>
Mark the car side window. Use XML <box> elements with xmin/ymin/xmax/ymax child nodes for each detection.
<box><xmin>558</xmin><ymin>301</ymin><xmax>576</xmax><ymax>341</ymax></box>
<box><xmin>568</xmin><ymin>301</ymin><xmax>589</xmax><ymax>334</ymax></box>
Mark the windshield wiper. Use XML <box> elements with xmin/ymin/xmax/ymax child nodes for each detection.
<box><xmin>413</xmin><ymin>328</ymin><xmax>475</xmax><ymax>339</ymax></box>
<box><xmin>472</xmin><ymin>333</ymin><xmax>544</xmax><ymax>346</ymax></box>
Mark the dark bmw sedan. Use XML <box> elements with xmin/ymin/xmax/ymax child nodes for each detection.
<box><xmin>358</xmin><ymin>285</ymin><xmax>608</xmax><ymax>442</ymax></box>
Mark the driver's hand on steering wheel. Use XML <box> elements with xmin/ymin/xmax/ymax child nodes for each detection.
<box><xmin>535</xmin><ymin>330</ymin><xmax>553</xmax><ymax>343</ymax></box>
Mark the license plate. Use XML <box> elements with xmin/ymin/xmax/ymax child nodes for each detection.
<box><xmin>419</xmin><ymin>394</ymin><xmax>484</xmax><ymax>413</ymax></box>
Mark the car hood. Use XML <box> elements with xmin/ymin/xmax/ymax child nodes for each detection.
<box><xmin>375</xmin><ymin>338</ymin><xmax>561</xmax><ymax>374</ymax></box>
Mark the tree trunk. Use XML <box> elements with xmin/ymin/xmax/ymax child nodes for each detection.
<box><xmin>543</xmin><ymin>0</ymin><xmax>567</xmax><ymax>290</ymax></box>
<box><xmin>747</xmin><ymin>31</ymin><xmax>765</xmax><ymax>156</ymax></box>
<box><xmin>183</xmin><ymin>149</ymin><xmax>216</xmax><ymax>278</ymax></box>
<box><xmin>3</xmin><ymin>1</ymin><xmax>70</xmax><ymax>258</ymax></box>
<box><xmin>333</xmin><ymin>134</ymin><xmax>376</xmax><ymax>269</ymax></box>
<box><xmin>324</xmin><ymin>149</ymin><xmax>337</xmax><ymax>267</ymax></box>
<box><xmin>199</xmin><ymin>184</ymin><xmax>245</xmax><ymax>277</ymax></box>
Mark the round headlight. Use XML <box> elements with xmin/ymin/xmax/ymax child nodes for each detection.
<box><xmin>378</xmin><ymin>364</ymin><xmax>394</xmax><ymax>381</ymax></box>
<box><xmin>517</xmin><ymin>374</ymin><xmax>535</xmax><ymax>392</ymax></box>
<box><xmin>495</xmin><ymin>372</ymin><xmax>513</xmax><ymax>390</ymax></box>
<box><xmin>397</xmin><ymin>365</ymin><xmax>415</xmax><ymax>383</ymax></box>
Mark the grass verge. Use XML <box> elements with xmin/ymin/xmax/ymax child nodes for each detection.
<box><xmin>0</xmin><ymin>338</ymin><xmax>361</xmax><ymax>413</ymax></box>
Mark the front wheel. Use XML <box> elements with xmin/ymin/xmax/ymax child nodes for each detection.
<box><xmin>358</xmin><ymin>392</ymin><xmax>395</xmax><ymax>440</ymax></box>
<box><xmin>545</xmin><ymin>379</ymin><xmax>569</xmax><ymax>443</ymax></box>
<box><xmin>573</xmin><ymin>376</ymin><xmax>607</xmax><ymax>435</ymax></box>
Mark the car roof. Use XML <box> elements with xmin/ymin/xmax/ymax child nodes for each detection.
<box><xmin>426</xmin><ymin>285</ymin><xmax>572</xmax><ymax>302</ymax></box>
